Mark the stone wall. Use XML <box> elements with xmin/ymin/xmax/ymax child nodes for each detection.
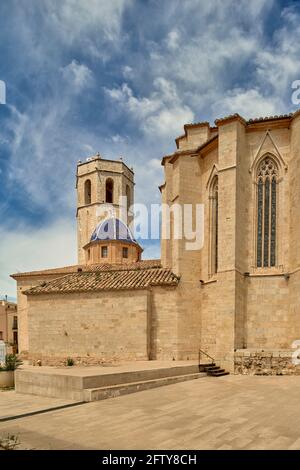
<box><xmin>27</xmin><ymin>290</ymin><xmax>149</xmax><ymax>362</ymax></box>
<box><xmin>16</xmin><ymin>273</ymin><xmax>71</xmax><ymax>353</ymax></box>
<box><xmin>24</xmin><ymin>286</ymin><xmax>181</xmax><ymax>364</ymax></box>
<box><xmin>246</xmin><ymin>275</ymin><xmax>290</xmax><ymax>348</ymax></box>
<box><xmin>235</xmin><ymin>350</ymin><xmax>300</xmax><ymax>375</ymax></box>
<box><xmin>150</xmin><ymin>287</ymin><xmax>178</xmax><ymax>360</ymax></box>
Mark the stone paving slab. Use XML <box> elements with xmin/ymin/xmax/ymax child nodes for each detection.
<box><xmin>0</xmin><ymin>390</ymin><xmax>77</xmax><ymax>420</ymax></box>
<box><xmin>1</xmin><ymin>375</ymin><xmax>300</xmax><ymax>450</ymax></box>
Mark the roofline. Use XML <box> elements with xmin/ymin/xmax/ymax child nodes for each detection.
<box><xmin>167</xmin><ymin>111</ymin><xmax>300</xmax><ymax>163</ymax></box>
<box><xmin>192</xmin><ymin>134</ymin><xmax>218</xmax><ymax>157</ymax></box>
<box><xmin>11</xmin><ymin>259</ymin><xmax>161</xmax><ymax>278</ymax></box>
<box><xmin>161</xmin><ymin>148</ymin><xmax>198</xmax><ymax>166</ymax></box>
<box><xmin>175</xmin><ymin>121</ymin><xmax>210</xmax><ymax>149</ymax></box>
<box><xmin>77</xmin><ymin>156</ymin><xmax>134</xmax><ymax>175</ymax></box>
<box><xmin>215</xmin><ymin>113</ymin><xmax>247</xmax><ymax>127</ymax></box>
<box><xmin>23</xmin><ymin>268</ymin><xmax>180</xmax><ymax>296</ymax></box>
<box><xmin>24</xmin><ymin>282</ymin><xmax>179</xmax><ymax>296</ymax></box>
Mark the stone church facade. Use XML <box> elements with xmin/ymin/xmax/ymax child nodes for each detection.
<box><xmin>11</xmin><ymin>111</ymin><xmax>300</xmax><ymax>374</ymax></box>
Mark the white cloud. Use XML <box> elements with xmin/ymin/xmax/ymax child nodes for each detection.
<box><xmin>0</xmin><ymin>219</ymin><xmax>77</xmax><ymax>298</ymax></box>
<box><xmin>147</xmin><ymin>158</ymin><xmax>161</xmax><ymax>170</ymax></box>
<box><xmin>254</xmin><ymin>9</ymin><xmax>300</xmax><ymax>101</ymax></box>
<box><xmin>165</xmin><ymin>30</ymin><xmax>181</xmax><ymax>50</ymax></box>
<box><xmin>122</xmin><ymin>65</ymin><xmax>134</xmax><ymax>79</ymax></box>
<box><xmin>105</xmin><ymin>78</ymin><xmax>194</xmax><ymax>137</ymax></box>
<box><xmin>212</xmin><ymin>88</ymin><xmax>283</xmax><ymax>120</ymax></box>
<box><xmin>61</xmin><ymin>60</ymin><xmax>93</xmax><ymax>91</ymax></box>
<box><xmin>6</xmin><ymin>101</ymin><xmax>79</xmax><ymax>212</ymax></box>
<box><xmin>44</xmin><ymin>0</ymin><xmax>132</xmax><ymax>59</ymax></box>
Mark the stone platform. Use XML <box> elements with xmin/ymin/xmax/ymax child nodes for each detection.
<box><xmin>15</xmin><ymin>361</ymin><xmax>208</xmax><ymax>402</ymax></box>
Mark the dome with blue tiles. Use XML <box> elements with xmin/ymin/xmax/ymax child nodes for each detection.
<box><xmin>90</xmin><ymin>217</ymin><xmax>136</xmax><ymax>244</ymax></box>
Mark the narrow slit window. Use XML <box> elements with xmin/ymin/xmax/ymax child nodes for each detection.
<box><xmin>106</xmin><ymin>178</ymin><xmax>114</xmax><ymax>203</ymax></box>
<box><xmin>84</xmin><ymin>179</ymin><xmax>92</xmax><ymax>205</ymax></box>
<box><xmin>101</xmin><ymin>246</ymin><xmax>108</xmax><ymax>258</ymax></box>
<box><xmin>210</xmin><ymin>176</ymin><xmax>218</xmax><ymax>276</ymax></box>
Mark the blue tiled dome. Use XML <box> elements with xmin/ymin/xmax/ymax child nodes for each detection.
<box><xmin>90</xmin><ymin>217</ymin><xmax>136</xmax><ymax>243</ymax></box>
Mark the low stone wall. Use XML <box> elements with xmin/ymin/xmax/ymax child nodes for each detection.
<box><xmin>234</xmin><ymin>349</ymin><xmax>300</xmax><ymax>375</ymax></box>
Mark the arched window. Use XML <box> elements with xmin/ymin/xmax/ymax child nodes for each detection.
<box><xmin>210</xmin><ymin>176</ymin><xmax>218</xmax><ymax>276</ymax></box>
<box><xmin>256</xmin><ymin>156</ymin><xmax>278</xmax><ymax>268</ymax></box>
<box><xmin>126</xmin><ymin>185</ymin><xmax>131</xmax><ymax>213</ymax></box>
<box><xmin>84</xmin><ymin>179</ymin><xmax>92</xmax><ymax>205</ymax></box>
<box><xmin>106</xmin><ymin>178</ymin><xmax>114</xmax><ymax>203</ymax></box>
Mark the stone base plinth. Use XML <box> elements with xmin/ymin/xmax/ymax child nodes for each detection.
<box><xmin>235</xmin><ymin>349</ymin><xmax>300</xmax><ymax>375</ymax></box>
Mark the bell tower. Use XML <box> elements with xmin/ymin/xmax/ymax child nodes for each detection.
<box><xmin>76</xmin><ymin>153</ymin><xmax>134</xmax><ymax>264</ymax></box>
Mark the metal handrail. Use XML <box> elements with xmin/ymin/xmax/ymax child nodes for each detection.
<box><xmin>198</xmin><ymin>348</ymin><xmax>215</xmax><ymax>365</ymax></box>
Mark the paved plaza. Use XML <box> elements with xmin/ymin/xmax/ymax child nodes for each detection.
<box><xmin>1</xmin><ymin>375</ymin><xmax>300</xmax><ymax>450</ymax></box>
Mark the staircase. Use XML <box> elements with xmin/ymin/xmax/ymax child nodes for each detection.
<box><xmin>202</xmin><ymin>364</ymin><xmax>230</xmax><ymax>377</ymax></box>
<box><xmin>199</xmin><ymin>349</ymin><xmax>230</xmax><ymax>377</ymax></box>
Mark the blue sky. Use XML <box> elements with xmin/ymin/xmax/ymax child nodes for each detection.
<box><xmin>1</xmin><ymin>0</ymin><xmax>300</xmax><ymax>298</ymax></box>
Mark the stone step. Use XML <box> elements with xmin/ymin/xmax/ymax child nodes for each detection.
<box><xmin>83</xmin><ymin>372</ymin><xmax>207</xmax><ymax>402</ymax></box>
<box><xmin>205</xmin><ymin>366</ymin><xmax>220</xmax><ymax>372</ymax></box>
<box><xmin>15</xmin><ymin>364</ymin><xmax>203</xmax><ymax>400</ymax></box>
<box><xmin>81</xmin><ymin>364</ymin><xmax>202</xmax><ymax>389</ymax></box>
<box><xmin>208</xmin><ymin>370</ymin><xmax>230</xmax><ymax>377</ymax></box>
<box><xmin>200</xmin><ymin>363</ymin><xmax>216</xmax><ymax>370</ymax></box>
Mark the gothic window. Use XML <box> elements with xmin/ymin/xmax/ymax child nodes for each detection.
<box><xmin>106</xmin><ymin>178</ymin><xmax>114</xmax><ymax>203</ymax></box>
<box><xmin>84</xmin><ymin>179</ymin><xmax>92</xmax><ymax>205</ymax></box>
<box><xmin>210</xmin><ymin>176</ymin><xmax>218</xmax><ymax>276</ymax></box>
<box><xmin>256</xmin><ymin>156</ymin><xmax>278</xmax><ymax>268</ymax></box>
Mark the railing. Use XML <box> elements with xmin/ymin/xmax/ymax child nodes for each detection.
<box><xmin>198</xmin><ymin>348</ymin><xmax>215</xmax><ymax>365</ymax></box>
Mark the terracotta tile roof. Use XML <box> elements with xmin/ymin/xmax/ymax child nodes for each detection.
<box><xmin>184</xmin><ymin>121</ymin><xmax>210</xmax><ymax>130</ymax></box>
<box><xmin>247</xmin><ymin>113</ymin><xmax>293</xmax><ymax>123</ymax></box>
<box><xmin>214</xmin><ymin>113</ymin><xmax>247</xmax><ymax>126</ymax></box>
<box><xmin>24</xmin><ymin>267</ymin><xmax>179</xmax><ymax>295</ymax></box>
<box><xmin>176</xmin><ymin>111</ymin><xmax>296</xmax><ymax>138</ymax></box>
<box><xmin>11</xmin><ymin>259</ymin><xmax>161</xmax><ymax>278</ymax></box>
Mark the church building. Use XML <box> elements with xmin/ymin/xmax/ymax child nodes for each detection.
<box><xmin>11</xmin><ymin>111</ymin><xmax>300</xmax><ymax>374</ymax></box>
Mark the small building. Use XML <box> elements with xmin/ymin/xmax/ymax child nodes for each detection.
<box><xmin>0</xmin><ymin>299</ymin><xmax>18</xmax><ymax>353</ymax></box>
